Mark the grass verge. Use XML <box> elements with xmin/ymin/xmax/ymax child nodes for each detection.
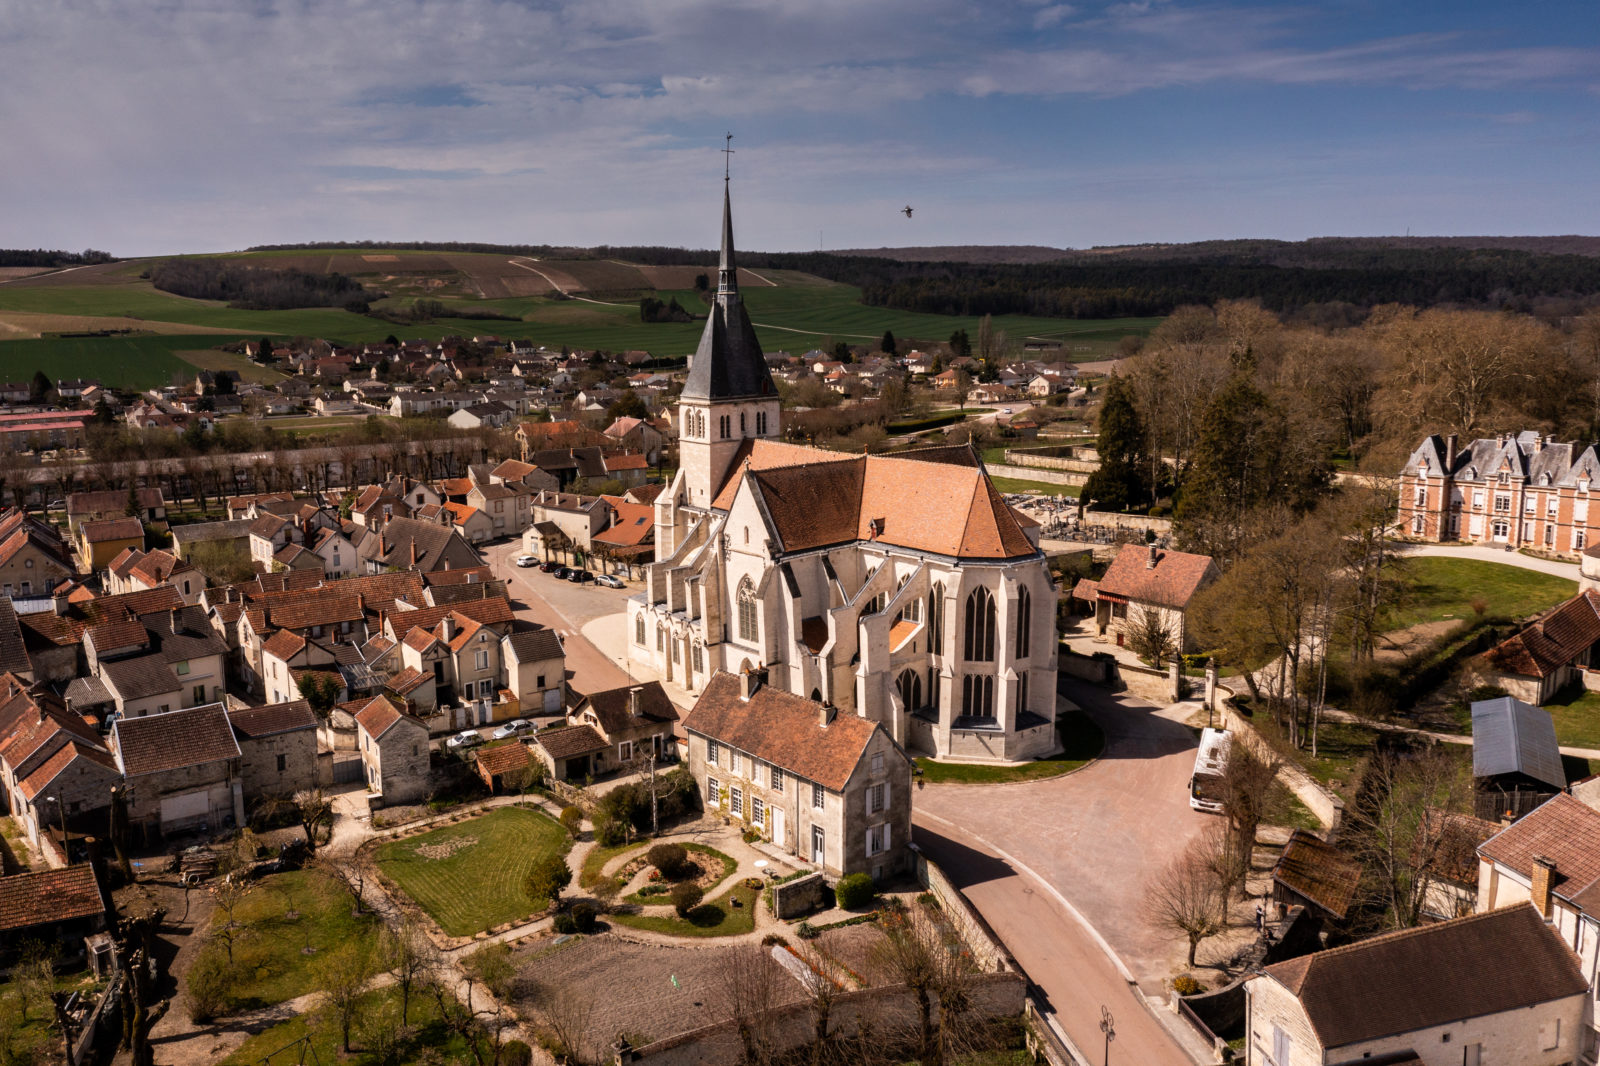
<box><xmin>988</xmin><ymin>476</ymin><xmax>1082</xmax><ymax>498</ymax></box>
<box><xmin>1384</xmin><ymin>557</ymin><xmax>1575</xmax><ymax>631</ymax></box>
<box><xmin>1542</xmin><ymin>687</ymin><xmax>1600</xmax><ymax>751</ymax></box>
<box><xmin>375</xmin><ymin>806</ymin><xmax>568</xmax><ymax>936</ymax></box>
<box><xmin>219</xmin><ymin>985</ymin><xmax>471</xmax><ymax>1066</ymax></box>
<box><xmin>579</xmin><ymin>839</ymin><xmax>647</xmax><ymax>888</ymax></box>
<box><xmin>915</xmin><ymin>709</ymin><xmax>1104</xmax><ymax>784</ymax></box>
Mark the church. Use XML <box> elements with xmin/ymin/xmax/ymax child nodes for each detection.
<box><xmin>628</xmin><ymin>178</ymin><xmax>1060</xmax><ymax>764</ymax></box>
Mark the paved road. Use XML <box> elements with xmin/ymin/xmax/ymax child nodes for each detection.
<box><xmin>1396</xmin><ymin>541</ymin><xmax>1580</xmax><ymax>579</ymax></box>
<box><xmin>913</xmin><ymin>679</ymin><xmax>1210</xmax><ymax>1063</ymax></box>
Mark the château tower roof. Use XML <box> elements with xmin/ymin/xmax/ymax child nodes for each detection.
<box><xmin>681</xmin><ymin>180</ymin><xmax>777</xmax><ymax>404</ymax></box>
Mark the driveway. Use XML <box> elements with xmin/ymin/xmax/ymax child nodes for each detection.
<box><xmin>914</xmin><ymin>679</ymin><xmax>1210</xmax><ymax>989</ymax></box>
<box><xmin>1394</xmin><ymin>541</ymin><xmax>1579</xmax><ymax>579</ymax></box>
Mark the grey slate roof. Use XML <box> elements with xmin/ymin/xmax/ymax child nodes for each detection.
<box><xmin>503</xmin><ymin>628</ymin><xmax>564</xmax><ymax>664</ymax></box>
<box><xmin>1403</xmin><ymin>430</ymin><xmax>1600</xmax><ymax>488</ymax></box>
<box><xmin>680</xmin><ymin>184</ymin><xmax>777</xmax><ymax>404</ymax></box>
<box><xmin>1471</xmin><ymin>696</ymin><xmax>1567</xmax><ymax>789</ymax></box>
<box><xmin>100</xmin><ymin>655</ymin><xmax>182</xmax><ymax>701</ymax></box>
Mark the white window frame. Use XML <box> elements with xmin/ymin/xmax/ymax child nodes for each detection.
<box><xmin>707</xmin><ymin>741</ymin><xmax>719</xmax><ymax>766</ymax></box>
<box><xmin>707</xmin><ymin>776</ymin><xmax>720</xmax><ymax>808</ymax></box>
<box><xmin>475</xmin><ymin>649</ymin><xmax>489</xmax><ymax>670</ymax></box>
<box><xmin>751</xmin><ymin>796</ymin><xmax>765</xmax><ymax>828</ymax></box>
<box><xmin>730</xmin><ymin>786</ymin><xmax>743</xmax><ymax>818</ymax></box>
<box><xmin>812</xmin><ymin>782</ymin><xmax>825</xmax><ymax>810</ymax></box>
<box><xmin>771</xmin><ymin>766</ymin><xmax>783</xmax><ymax>791</ymax></box>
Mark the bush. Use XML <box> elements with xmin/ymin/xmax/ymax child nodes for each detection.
<box><xmin>1172</xmin><ymin>974</ymin><xmax>1207</xmax><ymax>996</ymax></box>
<box><xmin>647</xmin><ymin>843</ymin><xmax>688</xmax><ymax>879</ymax></box>
<box><xmin>796</xmin><ymin>921</ymin><xmax>819</xmax><ymax>940</ymax></box>
<box><xmin>501</xmin><ymin>1040</ymin><xmax>534</xmax><ymax>1066</ymax></box>
<box><xmin>552</xmin><ymin>913</ymin><xmax>578</xmax><ymax>935</ymax></box>
<box><xmin>671</xmin><ymin>883</ymin><xmax>704</xmax><ymax>917</ymax></box>
<box><xmin>834</xmin><ymin>873</ymin><xmax>875</xmax><ymax>910</ymax></box>
<box><xmin>742</xmin><ymin>828</ymin><xmax>761</xmax><ymax>844</ymax></box>
<box><xmin>592</xmin><ymin>812</ymin><xmax>630</xmax><ymax>847</ymax></box>
<box><xmin>760</xmin><ymin>933</ymin><xmax>786</xmax><ymax>947</ymax></box>
<box><xmin>525</xmin><ymin>853</ymin><xmax>573</xmax><ymax>906</ymax></box>
<box><xmin>571</xmin><ymin>903</ymin><xmax>597</xmax><ymax>933</ymax></box>
<box><xmin>559</xmin><ymin>806</ymin><xmax>583</xmax><ymax>838</ymax></box>
<box><xmin>637</xmin><ymin>884</ymin><xmax>668</xmax><ymax>897</ymax></box>
<box><xmin>184</xmin><ymin>946</ymin><xmax>231</xmax><ymax>1022</ymax></box>
<box><xmin>916</xmin><ymin>892</ymin><xmax>940</xmax><ymax>909</ymax></box>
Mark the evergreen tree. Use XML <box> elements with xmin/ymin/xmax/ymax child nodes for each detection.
<box><xmin>1080</xmin><ymin>376</ymin><xmax>1150</xmax><ymax>513</ymax></box>
<box><xmin>833</xmin><ymin>341</ymin><xmax>852</xmax><ymax>364</ymax></box>
<box><xmin>948</xmin><ymin>328</ymin><xmax>972</xmax><ymax>361</ymax></box>
<box><xmin>880</xmin><ymin>329</ymin><xmax>896</xmax><ymax>354</ymax></box>
<box><xmin>28</xmin><ymin>371</ymin><xmax>51</xmax><ymax>405</ymax></box>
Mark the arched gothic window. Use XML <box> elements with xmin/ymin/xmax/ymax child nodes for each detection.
<box><xmin>1016</xmin><ymin>585</ymin><xmax>1032</xmax><ymax>659</ymax></box>
<box><xmin>635</xmin><ymin>614</ymin><xmax>645</xmax><ymax>646</ymax></box>
<box><xmin>961</xmin><ymin>674</ymin><xmax>994</xmax><ymax>718</ymax></box>
<box><xmin>929</xmin><ymin>584</ymin><xmax>944</xmax><ymax>647</ymax></box>
<box><xmin>692</xmin><ymin>642</ymin><xmax>703</xmax><ymax>672</ymax></box>
<box><xmin>897</xmin><ymin>669</ymin><xmax>922</xmax><ymax>711</ymax></box>
<box><xmin>737</xmin><ymin>577</ymin><xmax>758</xmax><ymax>642</ymax></box>
<box><xmin>963</xmin><ymin>587</ymin><xmax>995</xmax><ymax>661</ymax></box>
<box><xmin>895</xmin><ymin>575</ymin><xmax>921</xmax><ymax>623</ymax></box>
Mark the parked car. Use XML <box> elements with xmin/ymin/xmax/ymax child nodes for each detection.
<box><xmin>567</xmin><ymin>568</ymin><xmax>594</xmax><ymax>583</ymax></box>
<box><xmin>538</xmin><ymin>560</ymin><xmax>561</xmax><ymax>573</ymax></box>
<box><xmin>492</xmin><ymin>719</ymin><xmax>534</xmax><ymax>740</ymax></box>
<box><xmin>594</xmin><ymin>574</ymin><xmax>625</xmax><ymax>589</ymax></box>
<box><xmin>550</xmin><ymin>566</ymin><xmax>569</xmax><ymax>580</ymax></box>
<box><xmin>445</xmin><ymin>730</ymin><xmax>485</xmax><ymax>750</ymax></box>
<box><xmin>515</xmin><ymin>554</ymin><xmax>538</xmax><ymax>568</ymax></box>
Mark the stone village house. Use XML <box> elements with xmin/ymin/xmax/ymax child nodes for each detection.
<box><xmin>683</xmin><ymin>670</ymin><xmax>913</xmax><ymax>881</ymax></box>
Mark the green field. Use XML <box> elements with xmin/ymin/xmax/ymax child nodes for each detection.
<box><xmin>0</xmin><ymin>250</ymin><xmax>1160</xmax><ymax>388</ymax></box>
<box><xmin>219</xmin><ymin>985</ymin><xmax>472</xmax><ymax>1066</ymax></box>
<box><xmin>1385</xmin><ymin>557</ymin><xmax>1577</xmax><ymax>631</ymax></box>
<box><xmin>989</xmin><ymin>476</ymin><xmax>1082</xmax><ymax>498</ymax></box>
<box><xmin>375</xmin><ymin>806</ymin><xmax>569</xmax><ymax>936</ymax></box>
<box><xmin>201</xmin><ymin>869</ymin><xmax>380</xmax><ymax>1011</ymax></box>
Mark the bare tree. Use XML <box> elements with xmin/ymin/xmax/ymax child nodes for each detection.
<box><xmin>1146</xmin><ymin>838</ymin><xmax>1228</xmax><ymax>967</ymax></box>
<box><xmin>1346</xmin><ymin>746</ymin><xmax>1474</xmax><ymax>930</ymax></box>
<box><xmin>710</xmin><ymin>943</ymin><xmax>784</xmax><ymax>1066</ymax></box>
<box><xmin>313</xmin><ymin>942</ymin><xmax>376</xmax><ymax>1053</ymax></box>
<box><xmin>1222</xmin><ymin>742</ymin><xmax>1279</xmax><ymax>887</ymax></box>
<box><xmin>294</xmin><ymin>789</ymin><xmax>334</xmax><ymax>853</ymax></box>
<box><xmin>870</xmin><ymin>905</ymin><xmax>984</xmax><ymax>1066</ymax></box>
<box><xmin>1125</xmin><ymin>605</ymin><xmax>1177</xmax><ymax>667</ymax></box>
<box><xmin>209</xmin><ymin>878</ymin><xmax>252</xmax><ymax>963</ymax></box>
<box><xmin>315</xmin><ymin>851</ymin><xmax>371</xmax><ymax>915</ymax></box>
<box><xmin>380</xmin><ymin>917</ymin><xmax>438</xmax><ymax>1025</ymax></box>
<box><xmin>530</xmin><ymin>979</ymin><xmax>595</xmax><ymax>1066</ymax></box>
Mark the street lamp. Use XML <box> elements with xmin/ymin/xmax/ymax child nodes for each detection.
<box><xmin>1100</xmin><ymin>1005</ymin><xmax>1115</xmax><ymax>1066</ymax></box>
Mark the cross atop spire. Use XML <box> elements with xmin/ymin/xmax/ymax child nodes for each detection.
<box><xmin>718</xmin><ymin>135</ymin><xmax>738</xmax><ymax>297</ymax></box>
<box><xmin>722</xmin><ymin>132</ymin><xmax>734</xmax><ymax>182</ymax></box>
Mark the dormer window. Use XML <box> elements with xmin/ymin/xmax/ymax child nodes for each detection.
<box><xmin>1541</xmin><ymin>474</ymin><xmax>1551</xmax><ymax>486</ymax></box>
<box><xmin>1583</xmin><ymin>480</ymin><xmax>1592</xmax><ymax>494</ymax></box>
<box><xmin>1498</xmin><ymin>471</ymin><xmax>1510</xmax><ymax>485</ymax></box>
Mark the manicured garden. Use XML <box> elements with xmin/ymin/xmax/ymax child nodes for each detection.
<box><xmin>621</xmin><ymin>844</ymin><xmax>737</xmax><ymax>905</ymax></box>
<box><xmin>611</xmin><ymin>879</ymin><xmax>762</xmax><ymax>938</ymax></box>
<box><xmin>915</xmin><ymin>709</ymin><xmax>1104</xmax><ymax>784</ymax></box>
<box><xmin>375</xmin><ymin>805</ymin><xmax>569</xmax><ymax>936</ymax></box>
<box><xmin>1383</xmin><ymin>557</ymin><xmax>1575</xmax><ymax>631</ymax></box>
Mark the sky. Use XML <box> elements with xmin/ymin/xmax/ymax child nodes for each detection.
<box><xmin>3</xmin><ymin>0</ymin><xmax>1599</xmax><ymax>256</ymax></box>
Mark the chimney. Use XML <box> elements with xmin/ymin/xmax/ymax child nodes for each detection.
<box><xmin>1534</xmin><ymin>435</ymin><xmax>1545</xmax><ymax>454</ymax></box>
<box><xmin>629</xmin><ymin>687</ymin><xmax>643</xmax><ymax>718</ymax></box>
<box><xmin>409</xmin><ymin>539</ymin><xmax>418</xmax><ymax>568</ymax></box>
<box><xmin>1147</xmin><ymin>543</ymin><xmax>1158</xmax><ymax>569</ymax></box>
<box><xmin>52</xmin><ymin>589</ymin><xmax>69</xmax><ymax>616</ymax></box>
<box><xmin>1444</xmin><ymin>433</ymin><xmax>1459</xmax><ymax>469</ymax></box>
<box><xmin>1531</xmin><ymin>855</ymin><xmax>1555</xmax><ymax>917</ymax></box>
<box><xmin>818</xmin><ymin>703</ymin><xmax>837</xmax><ymax>728</ymax></box>
<box><xmin>441</xmin><ymin>614</ymin><xmax>456</xmax><ymax>641</ymax></box>
<box><xmin>740</xmin><ymin>668</ymin><xmax>763</xmax><ymax>701</ymax></box>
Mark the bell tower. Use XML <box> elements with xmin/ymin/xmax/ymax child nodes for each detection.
<box><xmin>675</xmin><ymin>141</ymin><xmax>780</xmax><ymax>511</ymax></box>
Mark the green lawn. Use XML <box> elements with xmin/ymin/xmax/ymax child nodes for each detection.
<box><xmin>988</xmin><ymin>476</ymin><xmax>1081</xmax><ymax>498</ymax></box>
<box><xmin>0</xmin><ymin>815</ymin><xmax>31</xmax><ymax>872</ymax></box>
<box><xmin>915</xmin><ymin>709</ymin><xmax>1104</xmax><ymax>784</ymax></box>
<box><xmin>623</xmin><ymin>844</ymin><xmax>738</xmax><ymax>904</ymax></box>
<box><xmin>1385</xmin><ymin>557</ymin><xmax>1576</xmax><ymax>631</ymax></box>
<box><xmin>0</xmin><ymin>333</ymin><xmax>248</xmax><ymax>390</ymax></box>
<box><xmin>218</xmin><ymin>985</ymin><xmax>472</xmax><ymax>1066</ymax></box>
<box><xmin>611</xmin><ymin>880</ymin><xmax>761</xmax><ymax>938</ymax></box>
<box><xmin>207</xmin><ymin>869</ymin><xmax>379</xmax><ymax>1010</ymax></box>
<box><xmin>375</xmin><ymin>806</ymin><xmax>569</xmax><ymax>936</ymax></box>
<box><xmin>1542</xmin><ymin>687</ymin><xmax>1600</xmax><ymax>751</ymax></box>
<box><xmin>1251</xmin><ymin>714</ymin><xmax>1380</xmax><ymax>803</ymax></box>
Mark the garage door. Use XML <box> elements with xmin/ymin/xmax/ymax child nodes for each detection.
<box><xmin>543</xmin><ymin>689</ymin><xmax>562</xmax><ymax>713</ymax></box>
<box><xmin>160</xmin><ymin>791</ymin><xmax>211</xmax><ymax>829</ymax></box>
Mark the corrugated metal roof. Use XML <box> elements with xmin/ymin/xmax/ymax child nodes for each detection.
<box><xmin>1471</xmin><ymin>696</ymin><xmax>1567</xmax><ymax>789</ymax></box>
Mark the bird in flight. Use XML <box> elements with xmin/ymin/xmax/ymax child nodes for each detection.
<box><xmin>902</xmin><ymin>205</ymin><xmax>914</xmax><ymax>218</ymax></box>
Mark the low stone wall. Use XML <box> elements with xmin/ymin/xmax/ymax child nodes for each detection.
<box><xmin>1117</xmin><ymin>661</ymin><xmax>1180</xmax><ymax>704</ymax></box>
<box><xmin>624</xmin><ymin>972</ymin><xmax>1026</xmax><ymax>1066</ymax></box>
<box><xmin>771</xmin><ymin>872</ymin><xmax>828</xmax><ymax>920</ymax></box>
<box><xmin>1082</xmin><ymin>509</ymin><xmax>1173</xmax><ymax>534</ymax></box>
<box><xmin>1058</xmin><ymin>651</ymin><xmax>1112</xmax><ymax>684</ymax></box>
<box><xmin>983</xmin><ymin>463</ymin><xmax>1085</xmax><ymax>487</ymax></box>
<box><xmin>1218</xmin><ymin>698</ymin><xmax>1345</xmax><ymax>834</ymax></box>
<box><xmin>1002</xmin><ymin>450</ymin><xmax>1100</xmax><ymax>475</ymax></box>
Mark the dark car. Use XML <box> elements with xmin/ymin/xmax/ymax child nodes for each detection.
<box><xmin>567</xmin><ymin>569</ymin><xmax>594</xmax><ymax>583</ymax></box>
<box><xmin>538</xmin><ymin>560</ymin><xmax>561</xmax><ymax>573</ymax></box>
<box><xmin>550</xmin><ymin>566</ymin><xmax>569</xmax><ymax>580</ymax></box>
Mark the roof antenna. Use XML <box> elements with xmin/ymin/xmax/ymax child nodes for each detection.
<box><xmin>722</xmin><ymin>132</ymin><xmax>734</xmax><ymax>182</ymax></box>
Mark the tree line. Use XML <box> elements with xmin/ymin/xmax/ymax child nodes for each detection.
<box><xmin>0</xmin><ymin>247</ymin><xmax>115</xmax><ymax>267</ymax></box>
<box><xmin>146</xmin><ymin>258</ymin><xmax>375</xmax><ymax>311</ymax></box>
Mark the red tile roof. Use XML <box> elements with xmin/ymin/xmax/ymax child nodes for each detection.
<box><xmin>80</xmin><ymin>516</ymin><xmax>145</xmax><ymax>543</ymax></box>
<box><xmin>1095</xmin><ymin>543</ymin><xmax>1216</xmax><ymax>609</ymax></box>
<box><xmin>1478</xmin><ymin>792</ymin><xmax>1600</xmax><ymax>904</ymax></box>
<box><xmin>1272</xmin><ymin>830</ymin><xmax>1361</xmax><ymax>919</ymax></box>
<box><xmin>476</xmin><ymin>742</ymin><xmax>532</xmax><ymax>777</ymax></box>
<box><xmin>228</xmin><ymin>700</ymin><xmax>317</xmax><ymax>738</ymax></box>
<box><xmin>114</xmin><ymin>703</ymin><xmax>241</xmax><ymax>776</ymax></box>
<box><xmin>354</xmin><ymin>695</ymin><xmax>412</xmax><ymax>739</ymax></box>
<box><xmin>682</xmin><ymin>671</ymin><xmax>889</xmax><ymax>792</ymax></box>
<box><xmin>0</xmin><ymin>866</ymin><xmax>106</xmax><ymax>932</ymax></box>
<box><xmin>534</xmin><ymin>723</ymin><xmax>608</xmax><ymax>759</ymax></box>
<box><xmin>1482</xmin><ymin>590</ymin><xmax>1600</xmax><ymax>679</ymax></box>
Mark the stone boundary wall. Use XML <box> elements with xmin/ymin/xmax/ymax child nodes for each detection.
<box><xmin>1082</xmin><ymin>509</ymin><xmax>1173</xmax><ymax>534</ymax></box>
<box><xmin>984</xmin><ymin>463</ymin><xmax>1085</xmax><ymax>487</ymax></box>
<box><xmin>623</xmin><ymin>972</ymin><xmax>1026</xmax><ymax>1066</ymax></box>
<box><xmin>917</xmin><ymin>852</ymin><xmax>1012</xmax><ymax>973</ymax></box>
<box><xmin>771</xmin><ymin>872</ymin><xmax>828</xmax><ymax>919</ymax></box>
<box><xmin>1003</xmin><ymin>450</ymin><xmax>1100</xmax><ymax>475</ymax></box>
<box><xmin>1116</xmin><ymin>661</ymin><xmax>1179</xmax><ymax>704</ymax></box>
<box><xmin>1058</xmin><ymin>651</ymin><xmax>1112</xmax><ymax>684</ymax></box>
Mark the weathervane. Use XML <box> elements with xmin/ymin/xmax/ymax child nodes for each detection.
<box><xmin>722</xmin><ymin>132</ymin><xmax>734</xmax><ymax>181</ymax></box>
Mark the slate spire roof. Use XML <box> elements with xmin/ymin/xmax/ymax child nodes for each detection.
<box><xmin>681</xmin><ymin>179</ymin><xmax>776</xmax><ymax>404</ymax></box>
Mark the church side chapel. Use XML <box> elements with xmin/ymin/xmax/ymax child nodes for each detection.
<box><xmin>629</xmin><ymin>171</ymin><xmax>1059</xmax><ymax>764</ymax></box>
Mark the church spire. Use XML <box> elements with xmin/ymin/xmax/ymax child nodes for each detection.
<box><xmin>680</xmin><ymin>140</ymin><xmax>775</xmax><ymax>404</ymax></box>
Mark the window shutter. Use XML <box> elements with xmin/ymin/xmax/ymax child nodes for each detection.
<box><xmin>884</xmin><ymin>781</ymin><xmax>891</xmax><ymax>809</ymax></box>
<box><xmin>865</xmin><ymin>788</ymin><xmax>871</xmax><ymax>818</ymax></box>
<box><xmin>865</xmin><ymin>829</ymin><xmax>872</xmax><ymax>855</ymax></box>
<box><xmin>884</xmin><ymin>823</ymin><xmax>891</xmax><ymax>852</ymax></box>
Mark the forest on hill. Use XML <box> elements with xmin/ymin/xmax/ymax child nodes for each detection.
<box><xmin>0</xmin><ymin>248</ymin><xmax>116</xmax><ymax>267</ymax></box>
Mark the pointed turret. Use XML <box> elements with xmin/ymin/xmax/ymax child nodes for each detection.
<box><xmin>682</xmin><ymin>178</ymin><xmax>775</xmax><ymax>403</ymax></box>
